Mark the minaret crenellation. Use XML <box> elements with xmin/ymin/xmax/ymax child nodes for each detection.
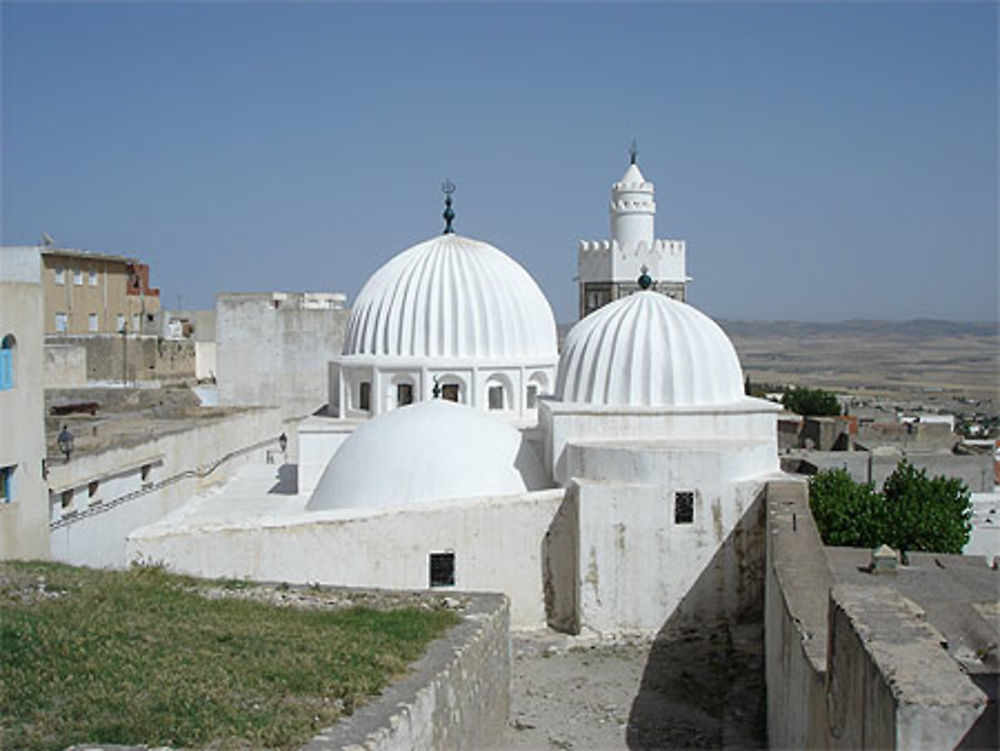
<box><xmin>577</xmin><ymin>146</ymin><xmax>690</xmax><ymax>318</ymax></box>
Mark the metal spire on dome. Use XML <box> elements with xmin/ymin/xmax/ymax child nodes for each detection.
<box><xmin>441</xmin><ymin>180</ymin><xmax>456</xmax><ymax>234</ymax></box>
<box><xmin>638</xmin><ymin>264</ymin><xmax>653</xmax><ymax>290</ymax></box>
<box><xmin>629</xmin><ymin>139</ymin><xmax>638</xmax><ymax>165</ymax></box>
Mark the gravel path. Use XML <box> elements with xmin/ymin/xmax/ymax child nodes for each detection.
<box><xmin>502</xmin><ymin>620</ymin><xmax>765</xmax><ymax>751</ymax></box>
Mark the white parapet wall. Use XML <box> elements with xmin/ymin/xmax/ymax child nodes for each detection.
<box><xmin>48</xmin><ymin>406</ymin><xmax>284</xmax><ymax>568</ymax></box>
<box><xmin>765</xmin><ymin>479</ymin><xmax>992</xmax><ymax>750</ymax></box>
<box><xmin>128</xmin><ymin>488</ymin><xmax>567</xmax><ymax>629</ymax></box>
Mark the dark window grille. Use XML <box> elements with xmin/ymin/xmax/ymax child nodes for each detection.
<box><xmin>429</xmin><ymin>552</ymin><xmax>455</xmax><ymax>587</ymax></box>
<box><xmin>675</xmin><ymin>491</ymin><xmax>694</xmax><ymax>524</ymax></box>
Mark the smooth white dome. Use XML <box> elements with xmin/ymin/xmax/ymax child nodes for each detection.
<box><xmin>307</xmin><ymin>400</ymin><xmax>549</xmax><ymax>511</ymax></box>
<box><xmin>556</xmin><ymin>291</ymin><xmax>744</xmax><ymax>407</ymax></box>
<box><xmin>343</xmin><ymin>233</ymin><xmax>557</xmax><ymax>359</ymax></box>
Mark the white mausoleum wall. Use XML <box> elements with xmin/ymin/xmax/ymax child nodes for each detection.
<box><xmin>540</xmin><ymin>398</ymin><xmax>780</xmax><ymax>486</ymax></box>
<box><xmin>570</xmin><ymin>473</ymin><xmax>768</xmax><ymax>633</ymax></box>
<box><xmin>333</xmin><ymin>358</ymin><xmax>555</xmax><ymax>422</ymax></box>
<box><xmin>128</xmin><ymin>488</ymin><xmax>567</xmax><ymax>629</ymax></box>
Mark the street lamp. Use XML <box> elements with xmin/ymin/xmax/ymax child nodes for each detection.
<box><xmin>278</xmin><ymin>432</ymin><xmax>288</xmax><ymax>454</ymax></box>
<box><xmin>57</xmin><ymin>425</ymin><xmax>74</xmax><ymax>462</ymax></box>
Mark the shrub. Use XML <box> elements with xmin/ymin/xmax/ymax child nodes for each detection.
<box><xmin>782</xmin><ymin>386</ymin><xmax>841</xmax><ymax>416</ymax></box>
<box><xmin>808</xmin><ymin>461</ymin><xmax>972</xmax><ymax>556</ymax></box>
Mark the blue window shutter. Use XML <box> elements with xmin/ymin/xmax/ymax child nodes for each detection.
<box><xmin>0</xmin><ymin>350</ymin><xmax>11</xmax><ymax>390</ymax></box>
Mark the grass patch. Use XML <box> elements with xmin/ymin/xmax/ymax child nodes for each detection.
<box><xmin>1</xmin><ymin>561</ymin><xmax>459</xmax><ymax>750</ymax></box>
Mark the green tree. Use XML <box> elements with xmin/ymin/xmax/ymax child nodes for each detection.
<box><xmin>782</xmin><ymin>386</ymin><xmax>842</xmax><ymax>416</ymax></box>
<box><xmin>808</xmin><ymin>461</ymin><xmax>972</xmax><ymax>555</ymax></box>
<box><xmin>807</xmin><ymin>468</ymin><xmax>886</xmax><ymax>548</ymax></box>
<box><xmin>881</xmin><ymin>461</ymin><xmax>972</xmax><ymax>557</ymax></box>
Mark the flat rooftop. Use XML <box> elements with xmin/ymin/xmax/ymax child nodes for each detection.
<box><xmin>826</xmin><ymin>546</ymin><xmax>999</xmax><ymax>681</ymax></box>
<box><xmin>45</xmin><ymin>385</ymin><xmax>270</xmax><ymax>460</ymax></box>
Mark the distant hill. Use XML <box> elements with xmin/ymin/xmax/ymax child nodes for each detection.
<box><xmin>716</xmin><ymin>319</ymin><xmax>999</xmax><ymax>340</ymax></box>
<box><xmin>559</xmin><ymin>318</ymin><xmax>999</xmax><ymax>341</ymax></box>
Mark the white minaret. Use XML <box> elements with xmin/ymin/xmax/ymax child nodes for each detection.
<box><xmin>578</xmin><ymin>143</ymin><xmax>689</xmax><ymax>318</ymax></box>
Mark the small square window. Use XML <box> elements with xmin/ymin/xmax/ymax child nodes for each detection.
<box><xmin>441</xmin><ymin>383</ymin><xmax>459</xmax><ymax>402</ymax></box>
<box><xmin>116</xmin><ymin>314</ymin><xmax>125</xmax><ymax>332</ymax></box>
<box><xmin>0</xmin><ymin>466</ymin><xmax>15</xmax><ymax>503</ymax></box>
<box><xmin>88</xmin><ymin>313</ymin><xmax>99</xmax><ymax>332</ymax></box>
<box><xmin>54</xmin><ymin>267</ymin><xmax>65</xmax><ymax>285</ymax></box>
<box><xmin>488</xmin><ymin>385</ymin><xmax>504</xmax><ymax>410</ymax></box>
<box><xmin>55</xmin><ymin>313</ymin><xmax>68</xmax><ymax>333</ymax></box>
<box><xmin>675</xmin><ymin>491</ymin><xmax>694</xmax><ymax>524</ymax></box>
<box><xmin>132</xmin><ymin>313</ymin><xmax>140</xmax><ymax>332</ymax></box>
<box><xmin>61</xmin><ymin>488</ymin><xmax>74</xmax><ymax>509</ymax></box>
<box><xmin>359</xmin><ymin>381</ymin><xmax>371</xmax><ymax>411</ymax></box>
<box><xmin>429</xmin><ymin>552</ymin><xmax>455</xmax><ymax>587</ymax></box>
<box><xmin>73</xmin><ymin>269</ymin><xmax>83</xmax><ymax>285</ymax></box>
<box><xmin>88</xmin><ymin>270</ymin><xmax>98</xmax><ymax>286</ymax></box>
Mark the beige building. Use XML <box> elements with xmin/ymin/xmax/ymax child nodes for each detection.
<box><xmin>40</xmin><ymin>247</ymin><xmax>160</xmax><ymax>336</ymax></box>
<box><xmin>0</xmin><ymin>246</ymin><xmax>49</xmax><ymax>559</ymax></box>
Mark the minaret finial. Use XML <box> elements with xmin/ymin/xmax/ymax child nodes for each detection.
<box><xmin>629</xmin><ymin>139</ymin><xmax>638</xmax><ymax>165</ymax></box>
<box><xmin>638</xmin><ymin>264</ymin><xmax>652</xmax><ymax>290</ymax></box>
<box><xmin>441</xmin><ymin>180</ymin><xmax>456</xmax><ymax>234</ymax></box>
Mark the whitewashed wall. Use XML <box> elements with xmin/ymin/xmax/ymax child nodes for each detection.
<box><xmin>128</xmin><ymin>489</ymin><xmax>566</xmax><ymax>629</ymax></box>
<box><xmin>48</xmin><ymin>406</ymin><xmax>283</xmax><ymax>568</ymax></box>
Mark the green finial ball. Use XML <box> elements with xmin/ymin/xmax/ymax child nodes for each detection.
<box><xmin>638</xmin><ymin>265</ymin><xmax>652</xmax><ymax>290</ymax></box>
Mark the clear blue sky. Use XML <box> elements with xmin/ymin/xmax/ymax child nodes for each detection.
<box><xmin>3</xmin><ymin>2</ymin><xmax>996</xmax><ymax>323</ymax></box>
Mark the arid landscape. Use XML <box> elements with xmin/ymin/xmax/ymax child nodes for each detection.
<box><xmin>719</xmin><ymin>319</ymin><xmax>998</xmax><ymax>411</ymax></box>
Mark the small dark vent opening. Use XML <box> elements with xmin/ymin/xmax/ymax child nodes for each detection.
<box><xmin>675</xmin><ymin>491</ymin><xmax>694</xmax><ymax>524</ymax></box>
<box><xmin>429</xmin><ymin>552</ymin><xmax>455</xmax><ymax>587</ymax></box>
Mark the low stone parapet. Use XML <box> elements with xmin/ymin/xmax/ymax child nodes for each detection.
<box><xmin>302</xmin><ymin>592</ymin><xmax>510</xmax><ymax>751</ymax></box>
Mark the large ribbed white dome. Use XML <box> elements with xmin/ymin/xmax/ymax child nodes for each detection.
<box><xmin>556</xmin><ymin>291</ymin><xmax>744</xmax><ymax>407</ymax></box>
<box><xmin>343</xmin><ymin>234</ymin><xmax>557</xmax><ymax>358</ymax></box>
<box><xmin>307</xmin><ymin>400</ymin><xmax>549</xmax><ymax>511</ymax></box>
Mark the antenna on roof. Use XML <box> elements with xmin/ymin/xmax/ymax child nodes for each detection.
<box><xmin>41</xmin><ymin>232</ymin><xmax>55</xmax><ymax>248</ymax></box>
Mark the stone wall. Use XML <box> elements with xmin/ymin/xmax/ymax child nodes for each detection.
<box><xmin>45</xmin><ymin>334</ymin><xmax>195</xmax><ymax>383</ymax></box>
<box><xmin>216</xmin><ymin>293</ymin><xmax>350</xmax><ymax>417</ymax></box>
<box><xmin>782</xmin><ymin>449</ymin><xmax>994</xmax><ymax>492</ymax></box>
<box><xmin>303</xmin><ymin>593</ymin><xmax>510</xmax><ymax>751</ymax></box>
<box><xmin>44</xmin><ymin>344</ymin><xmax>87</xmax><ymax>388</ymax></box>
<box><xmin>764</xmin><ymin>478</ymin><xmax>989</xmax><ymax>750</ymax></box>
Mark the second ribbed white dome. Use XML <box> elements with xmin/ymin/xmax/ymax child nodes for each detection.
<box><xmin>556</xmin><ymin>291</ymin><xmax>744</xmax><ymax>407</ymax></box>
<box><xmin>343</xmin><ymin>233</ymin><xmax>557</xmax><ymax>359</ymax></box>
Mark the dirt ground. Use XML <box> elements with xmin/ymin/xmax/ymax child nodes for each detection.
<box><xmin>502</xmin><ymin>619</ymin><xmax>766</xmax><ymax>751</ymax></box>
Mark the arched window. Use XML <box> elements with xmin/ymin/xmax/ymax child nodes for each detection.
<box><xmin>434</xmin><ymin>373</ymin><xmax>467</xmax><ymax>404</ymax></box>
<box><xmin>526</xmin><ymin>371</ymin><xmax>550</xmax><ymax>410</ymax></box>
<box><xmin>390</xmin><ymin>374</ymin><xmax>416</xmax><ymax>409</ymax></box>
<box><xmin>485</xmin><ymin>374</ymin><xmax>513</xmax><ymax>411</ymax></box>
<box><xmin>0</xmin><ymin>334</ymin><xmax>15</xmax><ymax>391</ymax></box>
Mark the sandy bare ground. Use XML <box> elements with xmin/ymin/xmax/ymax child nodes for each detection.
<box><xmin>501</xmin><ymin>619</ymin><xmax>765</xmax><ymax>751</ymax></box>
